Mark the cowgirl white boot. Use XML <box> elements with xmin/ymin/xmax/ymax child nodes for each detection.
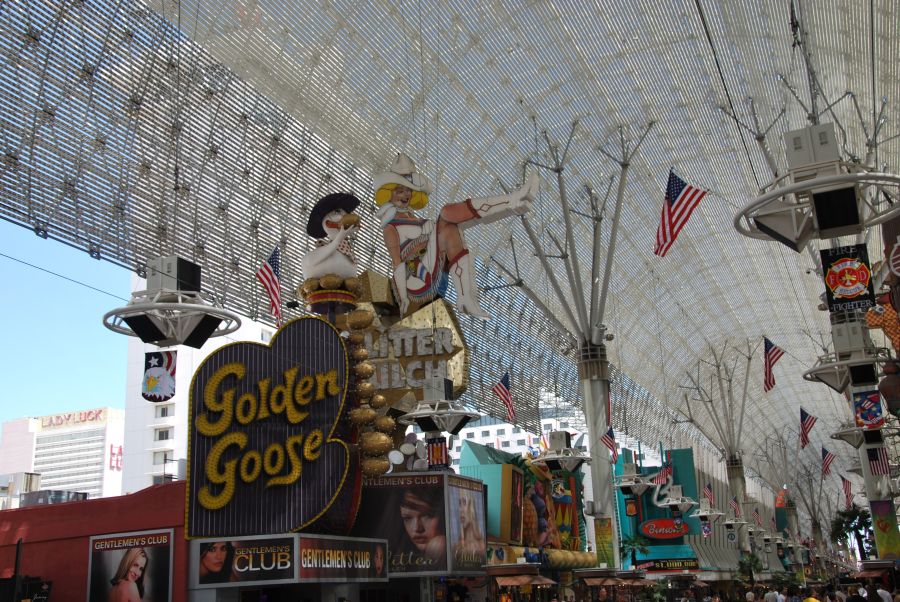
<box><xmin>449</xmin><ymin>251</ymin><xmax>490</xmax><ymax>319</ymax></box>
<box><xmin>462</xmin><ymin>172</ymin><xmax>538</xmax><ymax>229</ymax></box>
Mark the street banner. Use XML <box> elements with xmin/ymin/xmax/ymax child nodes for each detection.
<box><xmin>594</xmin><ymin>518</ymin><xmax>614</xmax><ymax>567</ymax></box>
<box><xmin>142</xmin><ymin>351</ymin><xmax>176</xmax><ymax>402</ymax></box>
<box><xmin>853</xmin><ymin>390</ymin><xmax>886</xmax><ymax>429</ymax></box>
<box><xmin>820</xmin><ymin>244</ymin><xmax>875</xmax><ymax>312</ymax></box>
<box><xmin>869</xmin><ymin>500</ymin><xmax>900</xmax><ymax>560</ymax></box>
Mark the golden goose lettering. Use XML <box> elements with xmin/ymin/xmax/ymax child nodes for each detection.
<box><xmin>196</xmin><ymin>362</ymin><xmax>340</xmax><ymax>510</ymax></box>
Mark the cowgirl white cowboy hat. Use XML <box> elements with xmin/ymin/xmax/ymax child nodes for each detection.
<box><xmin>372</xmin><ymin>153</ymin><xmax>434</xmax><ymax>197</ymax></box>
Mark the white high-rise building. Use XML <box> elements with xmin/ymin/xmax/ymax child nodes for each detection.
<box><xmin>121</xmin><ymin>311</ymin><xmax>272</xmax><ymax>493</ymax></box>
<box><xmin>0</xmin><ymin>407</ymin><xmax>125</xmax><ymax>499</ymax></box>
<box><xmin>446</xmin><ymin>416</ymin><xmax>588</xmax><ymax>466</ymax></box>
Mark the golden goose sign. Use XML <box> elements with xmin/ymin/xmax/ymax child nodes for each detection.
<box><xmin>187</xmin><ymin>317</ymin><xmax>360</xmax><ymax>537</ymax></box>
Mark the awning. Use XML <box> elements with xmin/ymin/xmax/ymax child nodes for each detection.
<box><xmin>694</xmin><ymin>581</ymin><xmax>710</xmax><ymax>587</ymax></box>
<box><xmin>496</xmin><ymin>575</ymin><xmax>557</xmax><ymax>587</ymax></box>
<box><xmin>620</xmin><ymin>579</ymin><xmax>656</xmax><ymax>587</ymax></box>
<box><xmin>584</xmin><ymin>578</ymin><xmax>625</xmax><ymax>586</ymax></box>
<box><xmin>852</xmin><ymin>570</ymin><xmax>887</xmax><ymax>578</ymax></box>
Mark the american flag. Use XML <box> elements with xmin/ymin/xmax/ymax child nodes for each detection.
<box><xmin>601</xmin><ymin>427</ymin><xmax>618</xmax><ymax>464</ymax></box>
<box><xmin>821</xmin><ymin>446</ymin><xmax>836</xmax><ymax>476</ymax></box>
<box><xmin>867</xmin><ymin>447</ymin><xmax>891</xmax><ymax>476</ymax></box>
<box><xmin>763</xmin><ymin>337</ymin><xmax>785</xmax><ymax>392</ymax></box>
<box><xmin>799</xmin><ymin>407</ymin><xmax>817</xmax><ymax>449</ymax></box>
<box><xmin>840</xmin><ymin>475</ymin><xmax>853</xmax><ymax>509</ymax></box>
<box><xmin>752</xmin><ymin>507</ymin><xmax>762</xmax><ymax>527</ymax></box>
<box><xmin>652</xmin><ymin>465</ymin><xmax>672</xmax><ymax>485</ymax></box>
<box><xmin>492</xmin><ymin>372</ymin><xmax>516</xmax><ymax>422</ymax></box>
<box><xmin>730</xmin><ymin>496</ymin><xmax>742</xmax><ymax>517</ymax></box>
<box><xmin>703</xmin><ymin>482</ymin><xmax>715</xmax><ymax>506</ymax></box>
<box><xmin>653</xmin><ymin>170</ymin><xmax>707</xmax><ymax>257</ymax></box>
<box><xmin>256</xmin><ymin>247</ymin><xmax>282</xmax><ymax>325</ymax></box>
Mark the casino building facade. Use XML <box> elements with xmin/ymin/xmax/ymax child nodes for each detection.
<box><xmin>0</xmin><ymin>407</ymin><xmax>125</xmax><ymax>501</ymax></box>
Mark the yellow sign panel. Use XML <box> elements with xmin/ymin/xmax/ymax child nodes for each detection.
<box><xmin>594</xmin><ymin>518</ymin><xmax>614</xmax><ymax>566</ymax></box>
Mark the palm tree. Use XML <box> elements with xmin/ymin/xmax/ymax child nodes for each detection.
<box><xmin>829</xmin><ymin>506</ymin><xmax>872</xmax><ymax>560</ymax></box>
<box><xmin>620</xmin><ymin>534</ymin><xmax>651</xmax><ymax>568</ymax></box>
<box><xmin>738</xmin><ymin>553</ymin><xmax>763</xmax><ymax>586</ymax></box>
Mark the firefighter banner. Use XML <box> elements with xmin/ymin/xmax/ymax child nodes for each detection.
<box><xmin>820</xmin><ymin>244</ymin><xmax>875</xmax><ymax>313</ymax></box>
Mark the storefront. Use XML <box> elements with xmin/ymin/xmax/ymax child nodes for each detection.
<box><xmin>0</xmin><ymin>482</ymin><xmax>402</xmax><ymax>602</ymax></box>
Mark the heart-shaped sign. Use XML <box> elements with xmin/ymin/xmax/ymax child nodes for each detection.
<box><xmin>187</xmin><ymin>317</ymin><xmax>360</xmax><ymax>537</ymax></box>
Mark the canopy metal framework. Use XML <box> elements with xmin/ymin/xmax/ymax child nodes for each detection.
<box><xmin>1</xmin><ymin>0</ymin><xmax>898</xmax><ymax>497</ymax></box>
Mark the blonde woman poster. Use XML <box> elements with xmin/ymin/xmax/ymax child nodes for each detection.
<box><xmin>88</xmin><ymin>530</ymin><xmax>172</xmax><ymax>602</ymax></box>
<box><xmin>447</xmin><ymin>483</ymin><xmax>486</xmax><ymax>571</ymax></box>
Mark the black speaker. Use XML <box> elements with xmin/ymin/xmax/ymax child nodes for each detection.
<box><xmin>863</xmin><ymin>429</ymin><xmax>884</xmax><ymax>444</ymax></box>
<box><xmin>812</xmin><ymin>186</ymin><xmax>860</xmax><ymax>238</ymax></box>
<box><xmin>414</xmin><ymin>416</ymin><xmax>440</xmax><ymax>432</ymax></box>
<box><xmin>122</xmin><ymin>314</ymin><xmax>166</xmax><ymax>344</ymax></box>
<box><xmin>754</xmin><ymin>216</ymin><xmax>805</xmax><ymax>252</ymax></box>
<box><xmin>849</xmin><ymin>363</ymin><xmax>878</xmax><ymax>386</ymax></box>
<box><xmin>183</xmin><ymin>314</ymin><xmax>223</xmax><ymax>349</ymax></box>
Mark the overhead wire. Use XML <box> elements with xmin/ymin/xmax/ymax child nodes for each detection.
<box><xmin>0</xmin><ymin>250</ymin><xmax>128</xmax><ymax>301</ymax></box>
<box><xmin>692</xmin><ymin>0</ymin><xmax>761</xmax><ymax>190</ymax></box>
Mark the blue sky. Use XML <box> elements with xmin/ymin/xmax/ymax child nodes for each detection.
<box><xmin>0</xmin><ymin>220</ymin><xmax>130</xmax><ymax>425</ymax></box>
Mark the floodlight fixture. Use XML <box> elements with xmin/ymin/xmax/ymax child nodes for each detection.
<box><xmin>104</xmin><ymin>257</ymin><xmax>241</xmax><ymax>349</ymax></box>
<box><xmin>532</xmin><ymin>431</ymin><xmax>592</xmax><ymax>472</ymax></box>
<box><xmin>722</xmin><ymin>517</ymin><xmax>747</xmax><ymax>530</ymax></box>
<box><xmin>831</xmin><ymin>425</ymin><xmax>866</xmax><ymax>449</ymax></box>
<box><xmin>689</xmin><ymin>499</ymin><xmax>724</xmax><ymax>523</ymax></box>
<box><xmin>734</xmin><ymin>124</ymin><xmax>900</xmax><ymax>251</ymax></box>
<box><xmin>803</xmin><ymin>347</ymin><xmax>891</xmax><ymax>393</ymax></box>
<box><xmin>660</xmin><ymin>485</ymin><xmax>696</xmax><ymax>514</ymax></box>
<box><xmin>398</xmin><ymin>399</ymin><xmax>480</xmax><ymax>436</ymax></box>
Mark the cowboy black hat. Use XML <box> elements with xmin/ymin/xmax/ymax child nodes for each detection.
<box><xmin>306</xmin><ymin>192</ymin><xmax>360</xmax><ymax>239</ymax></box>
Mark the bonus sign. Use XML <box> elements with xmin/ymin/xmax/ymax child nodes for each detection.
<box><xmin>186</xmin><ymin>317</ymin><xmax>360</xmax><ymax>537</ymax></box>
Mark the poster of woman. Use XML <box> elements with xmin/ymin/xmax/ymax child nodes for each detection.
<box><xmin>447</xmin><ymin>477</ymin><xmax>486</xmax><ymax>572</ymax></box>
<box><xmin>351</xmin><ymin>473</ymin><xmax>449</xmax><ymax>575</ymax></box>
<box><xmin>190</xmin><ymin>536</ymin><xmax>296</xmax><ymax>589</ymax></box>
<box><xmin>87</xmin><ymin>530</ymin><xmax>172</xmax><ymax>602</ymax></box>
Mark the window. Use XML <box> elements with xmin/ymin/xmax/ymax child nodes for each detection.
<box><xmin>154</xmin><ymin>428</ymin><xmax>172</xmax><ymax>441</ymax></box>
<box><xmin>455</xmin><ymin>445</ymin><xmax>461</xmax><ymax>452</ymax></box>
<box><xmin>481</xmin><ymin>430</ymin><xmax>489</xmax><ymax>437</ymax></box>
<box><xmin>497</xmin><ymin>428</ymin><xmax>505</xmax><ymax>436</ymax></box>
<box><xmin>152</xmin><ymin>474</ymin><xmax>175</xmax><ymax>485</ymax></box>
<box><xmin>517</xmin><ymin>439</ymin><xmax>526</xmax><ymax>446</ymax></box>
<box><xmin>155</xmin><ymin>405</ymin><xmax>173</xmax><ymax>418</ymax></box>
<box><xmin>543</xmin><ymin>423</ymin><xmax>552</xmax><ymax>432</ymax></box>
<box><xmin>501</xmin><ymin>441</ymin><xmax>510</xmax><ymax>448</ymax></box>
<box><xmin>153</xmin><ymin>451</ymin><xmax>172</xmax><ymax>465</ymax></box>
<box><xmin>466</xmin><ymin>432</ymin><xmax>474</xmax><ymax>439</ymax></box>
<box><xmin>261</xmin><ymin>329</ymin><xmax>273</xmax><ymax>343</ymax></box>
<box><xmin>560</xmin><ymin>421</ymin><xmax>569</xmax><ymax>429</ymax></box>
<box><xmin>486</xmin><ymin>443</ymin><xmax>495</xmax><ymax>448</ymax></box>
<box><xmin>513</xmin><ymin>427</ymin><xmax>522</xmax><ymax>434</ymax></box>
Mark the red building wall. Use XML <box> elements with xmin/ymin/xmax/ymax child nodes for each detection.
<box><xmin>0</xmin><ymin>481</ymin><xmax>187</xmax><ymax>602</ymax></box>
